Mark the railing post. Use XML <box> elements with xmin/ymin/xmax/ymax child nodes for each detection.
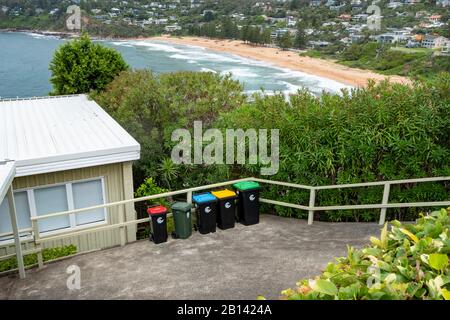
<box><xmin>308</xmin><ymin>188</ymin><xmax>316</xmax><ymax>225</ymax></box>
<box><xmin>31</xmin><ymin>220</ymin><xmax>44</xmax><ymax>268</ymax></box>
<box><xmin>7</xmin><ymin>186</ymin><xmax>26</xmax><ymax>279</ymax></box>
<box><xmin>379</xmin><ymin>183</ymin><xmax>390</xmax><ymax>225</ymax></box>
<box><xmin>119</xmin><ymin>204</ymin><xmax>126</xmax><ymax>246</ymax></box>
<box><xmin>187</xmin><ymin>191</ymin><xmax>192</xmax><ymax>204</ymax></box>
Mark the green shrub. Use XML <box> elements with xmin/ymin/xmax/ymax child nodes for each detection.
<box><xmin>135</xmin><ymin>177</ymin><xmax>175</xmax><ymax>240</ymax></box>
<box><xmin>278</xmin><ymin>208</ymin><xmax>449</xmax><ymax>300</ymax></box>
<box><xmin>49</xmin><ymin>34</ymin><xmax>128</xmax><ymax>95</ymax></box>
<box><xmin>91</xmin><ymin>70</ymin><xmax>245</xmax><ymax>185</ymax></box>
<box><xmin>0</xmin><ymin>245</ymin><xmax>77</xmax><ymax>273</ymax></box>
<box><xmin>216</xmin><ymin>75</ymin><xmax>450</xmax><ymax>222</ymax></box>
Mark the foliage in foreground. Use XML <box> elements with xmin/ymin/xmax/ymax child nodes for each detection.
<box><xmin>216</xmin><ymin>74</ymin><xmax>450</xmax><ymax>222</ymax></box>
<box><xmin>279</xmin><ymin>209</ymin><xmax>450</xmax><ymax>300</ymax></box>
<box><xmin>92</xmin><ymin>68</ymin><xmax>449</xmax><ymax>223</ymax></box>
<box><xmin>0</xmin><ymin>245</ymin><xmax>77</xmax><ymax>272</ymax></box>
<box><xmin>49</xmin><ymin>34</ymin><xmax>128</xmax><ymax>94</ymax></box>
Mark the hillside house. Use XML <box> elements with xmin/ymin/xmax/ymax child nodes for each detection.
<box><xmin>0</xmin><ymin>95</ymin><xmax>140</xmax><ymax>259</ymax></box>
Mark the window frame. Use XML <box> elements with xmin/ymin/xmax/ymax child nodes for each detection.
<box><xmin>0</xmin><ymin>176</ymin><xmax>108</xmax><ymax>244</ymax></box>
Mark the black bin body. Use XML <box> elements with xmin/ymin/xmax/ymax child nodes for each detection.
<box><xmin>192</xmin><ymin>193</ymin><xmax>218</xmax><ymax>234</ymax></box>
<box><xmin>147</xmin><ymin>206</ymin><xmax>168</xmax><ymax>244</ymax></box>
<box><xmin>233</xmin><ymin>181</ymin><xmax>261</xmax><ymax>226</ymax></box>
<box><xmin>211</xmin><ymin>190</ymin><xmax>238</xmax><ymax>230</ymax></box>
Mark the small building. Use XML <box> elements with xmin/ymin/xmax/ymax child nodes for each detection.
<box><xmin>376</xmin><ymin>32</ymin><xmax>403</xmax><ymax>44</ymax></box>
<box><xmin>308</xmin><ymin>41</ymin><xmax>331</xmax><ymax>49</ymax></box>
<box><xmin>429</xmin><ymin>15</ymin><xmax>442</xmax><ymax>23</ymax></box>
<box><xmin>422</xmin><ymin>35</ymin><xmax>448</xmax><ymax>49</ymax></box>
<box><xmin>387</xmin><ymin>1</ymin><xmax>403</xmax><ymax>8</ymax></box>
<box><xmin>339</xmin><ymin>14</ymin><xmax>352</xmax><ymax>21</ymax></box>
<box><xmin>165</xmin><ymin>24</ymin><xmax>182</xmax><ymax>32</ymax></box>
<box><xmin>442</xmin><ymin>41</ymin><xmax>450</xmax><ymax>54</ymax></box>
<box><xmin>0</xmin><ymin>95</ymin><xmax>140</xmax><ymax>258</ymax></box>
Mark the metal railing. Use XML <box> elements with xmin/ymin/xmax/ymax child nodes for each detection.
<box><xmin>2</xmin><ymin>176</ymin><xmax>449</xmax><ymax>275</ymax></box>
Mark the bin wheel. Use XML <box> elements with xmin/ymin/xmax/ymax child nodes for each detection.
<box><xmin>171</xmin><ymin>231</ymin><xmax>178</xmax><ymax>239</ymax></box>
<box><xmin>193</xmin><ymin>224</ymin><xmax>198</xmax><ymax>231</ymax></box>
<box><xmin>149</xmin><ymin>234</ymin><xmax>153</xmax><ymax>242</ymax></box>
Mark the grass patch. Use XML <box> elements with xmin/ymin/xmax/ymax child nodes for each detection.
<box><xmin>0</xmin><ymin>245</ymin><xmax>77</xmax><ymax>273</ymax></box>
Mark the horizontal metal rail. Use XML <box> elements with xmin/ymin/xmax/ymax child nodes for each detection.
<box><xmin>0</xmin><ymin>227</ymin><xmax>32</xmax><ymax>238</ymax></box>
<box><xmin>313</xmin><ymin>176</ymin><xmax>450</xmax><ymax>190</ymax></box>
<box><xmin>28</xmin><ymin>176</ymin><xmax>449</xmax><ymax>224</ymax></box>
<box><xmin>259</xmin><ymin>198</ymin><xmax>310</xmax><ymax>211</ymax></box>
<box><xmin>0</xmin><ymin>247</ymin><xmax>42</xmax><ymax>261</ymax></box>
<box><xmin>3</xmin><ymin>176</ymin><xmax>448</xmax><ymax>271</ymax></box>
<box><xmin>30</xmin><ymin>177</ymin><xmax>254</xmax><ymax>221</ymax></box>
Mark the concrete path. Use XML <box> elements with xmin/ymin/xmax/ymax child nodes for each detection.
<box><xmin>0</xmin><ymin>215</ymin><xmax>381</xmax><ymax>300</ymax></box>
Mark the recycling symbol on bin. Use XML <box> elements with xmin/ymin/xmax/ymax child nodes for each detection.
<box><xmin>205</xmin><ymin>206</ymin><xmax>212</xmax><ymax>213</ymax></box>
<box><xmin>157</xmin><ymin>217</ymin><xmax>164</xmax><ymax>224</ymax></box>
<box><xmin>225</xmin><ymin>202</ymin><xmax>231</xmax><ymax>209</ymax></box>
<box><xmin>249</xmin><ymin>194</ymin><xmax>256</xmax><ymax>201</ymax></box>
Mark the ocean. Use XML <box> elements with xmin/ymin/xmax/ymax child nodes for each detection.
<box><xmin>0</xmin><ymin>32</ymin><xmax>352</xmax><ymax>99</ymax></box>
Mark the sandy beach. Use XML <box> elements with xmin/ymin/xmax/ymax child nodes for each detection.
<box><xmin>142</xmin><ymin>35</ymin><xmax>410</xmax><ymax>88</ymax></box>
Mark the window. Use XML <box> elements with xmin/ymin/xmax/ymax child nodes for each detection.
<box><xmin>72</xmin><ymin>180</ymin><xmax>105</xmax><ymax>226</ymax></box>
<box><xmin>0</xmin><ymin>178</ymin><xmax>107</xmax><ymax>242</ymax></box>
<box><xmin>35</xmin><ymin>185</ymin><xmax>71</xmax><ymax>232</ymax></box>
<box><xmin>0</xmin><ymin>191</ymin><xmax>32</xmax><ymax>241</ymax></box>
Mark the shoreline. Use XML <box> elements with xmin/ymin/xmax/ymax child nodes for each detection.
<box><xmin>2</xmin><ymin>29</ymin><xmax>411</xmax><ymax>87</ymax></box>
<box><xmin>140</xmin><ymin>36</ymin><xmax>411</xmax><ymax>88</ymax></box>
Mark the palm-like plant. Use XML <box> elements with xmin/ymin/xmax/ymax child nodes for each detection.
<box><xmin>158</xmin><ymin>158</ymin><xmax>180</xmax><ymax>189</ymax></box>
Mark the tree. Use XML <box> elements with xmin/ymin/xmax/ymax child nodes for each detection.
<box><xmin>90</xmin><ymin>70</ymin><xmax>245</xmax><ymax>185</ymax></box>
<box><xmin>261</xmin><ymin>28</ymin><xmax>272</xmax><ymax>45</ymax></box>
<box><xmin>293</xmin><ymin>23</ymin><xmax>307</xmax><ymax>49</ymax></box>
<box><xmin>277</xmin><ymin>32</ymin><xmax>293</xmax><ymax>50</ymax></box>
<box><xmin>49</xmin><ymin>34</ymin><xmax>128</xmax><ymax>95</ymax></box>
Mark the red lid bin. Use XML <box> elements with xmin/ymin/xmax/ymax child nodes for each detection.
<box><xmin>147</xmin><ymin>205</ymin><xmax>168</xmax><ymax>244</ymax></box>
<box><xmin>147</xmin><ymin>205</ymin><xmax>167</xmax><ymax>215</ymax></box>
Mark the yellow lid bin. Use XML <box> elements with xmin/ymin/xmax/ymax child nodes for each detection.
<box><xmin>211</xmin><ymin>189</ymin><xmax>237</xmax><ymax>199</ymax></box>
<box><xmin>211</xmin><ymin>189</ymin><xmax>237</xmax><ymax>230</ymax></box>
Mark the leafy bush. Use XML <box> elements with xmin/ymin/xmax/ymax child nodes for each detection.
<box><xmin>134</xmin><ymin>177</ymin><xmax>174</xmax><ymax>240</ymax></box>
<box><xmin>338</xmin><ymin>43</ymin><xmax>449</xmax><ymax>79</ymax></box>
<box><xmin>279</xmin><ymin>208</ymin><xmax>449</xmax><ymax>300</ymax></box>
<box><xmin>216</xmin><ymin>75</ymin><xmax>450</xmax><ymax>222</ymax></box>
<box><xmin>0</xmin><ymin>245</ymin><xmax>77</xmax><ymax>273</ymax></box>
<box><xmin>49</xmin><ymin>34</ymin><xmax>128</xmax><ymax>94</ymax></box>
<box><xmin>91</xmin><ymin>69</ymin><xmax>245</xmax><ymax>186</ymax></box>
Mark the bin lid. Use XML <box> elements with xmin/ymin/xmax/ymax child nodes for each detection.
<box><xmin>233</xmin><ymin>181</ymin><xmax>260</xmax><ymax>191</ymax></box>
<box><xmin>192</xmin><ymin>192</ymin><xmax>217</xmax><ymax>204</ymax></box>
<box><xmin>171</xmin><ymin>202</ymin><xmax>192</xmax><ymax>212</ymax></box>
<box><xmin>147</xmin><ymin>205</ymin><xmax>167</xmax><ymax>215</ymax></box>
<box><xmin>211</xmin><ymin>189</ymin><xmax>237</xmax><ymax>199</ymax></box>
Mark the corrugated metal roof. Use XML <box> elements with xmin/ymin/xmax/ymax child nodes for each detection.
<box><xmin>0</xmin><ymin>160</ymin><xmax>15</xmax><ymax>202</ymax></box>
<box><xmin>0</xmin><ymin>95</ymin><xmax>140</xmax><ymax>177</ymax></box>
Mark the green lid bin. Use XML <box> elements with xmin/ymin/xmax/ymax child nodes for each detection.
<box><xmin>233</xmin><ymin>181</ymin><xmax>260</xmax><ymax>191</ymax></box>
<box><xmin>171</xmin><ymin>202</ymin><xmax>193</xmax><ymax>239</ymax></box>
<box><xmin>232</xmin><ymin>181</ymin><xmax>261</xmax><ymax>226</ymax></box>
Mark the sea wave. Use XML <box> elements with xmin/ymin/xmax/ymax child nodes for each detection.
<box><xmin>221</xmin><ymin>68</ymin><xmax>258</xmax><ymax>78</ymax></box>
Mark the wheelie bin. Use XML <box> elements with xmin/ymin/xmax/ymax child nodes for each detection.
<box><xmin>147</xmin><ymin>205</ymin><xmax>168</xmax><ymax>244</ymax></box>
<box><xmin>171</xmin><ymin>202</ymin><xmax>193</xmax><ymax>239</ymax></box>
<box><xmin>192</xmin><ymin>192</ymin><xmax>218</xmax><ymax>234</ymax></box>
<box><xmin>211</xmin><ymin>189</ymin><xmax>237</xmax><ymax>230</ymax></box>
<box><xmin>232</xmin><ymin>181</ymin><xmax>261</xmax><ymax>226</ymax></box>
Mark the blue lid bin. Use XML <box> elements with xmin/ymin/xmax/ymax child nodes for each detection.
<box><xmin>192</xmin><ymin>192</ymin><xmax>218</xmax><ymax>234</ymax></box>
